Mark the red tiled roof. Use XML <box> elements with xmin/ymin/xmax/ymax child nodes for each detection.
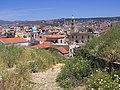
<box><xmin>37</xmin><ymin>38</ymin><xmax>46</xmax><ymax>42</ymax></box>
<box><xmin>45</xmin><ymin>35</ymin><xmax>64</xmax><ymax>39</ymax></box>
<box><xmin>0</xmin><ymin>37</ymin><xmax>28</xmax><ymax>44</ymax></box>
<box><xmin>56</xmin><ymin>47</ymin><xmax>68</xmax><ymax>54</ymax></box>
<box><xmin>32</xmin><ymin>42</ymin><xmax>52</xmax><ymax>49</ymax></box>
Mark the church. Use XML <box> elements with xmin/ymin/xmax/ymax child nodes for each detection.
<box><xmin>69</xmin><ymin>15</ymin><xmax>92</xmax><ymax>45</ymax></box>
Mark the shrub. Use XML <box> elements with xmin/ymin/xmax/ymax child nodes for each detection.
<box><xmin>28</xmin><ymin>49</ymin><xmax>66</xmax><ymax>72</ymax></box>
<box><xmin>86</xmin><ymin>70</ymin><xmax>120</xmax><ymax>90</ymax></box>
<box><xmin>56</xmin><ymin>57</ymin><xmax>92</xmax><ymax>89</ymax></box>
<box><xmin>0</xmin><ymin>63</ymin><xmax>32</xmax><ymax>90</ymax></box>
<box><xmin>0</xmin><ymin>45</ymin><xmax>25</xmax><ymax>68</ymax></box>
<box><xmin>76</xmin><ymin>24</ymin><xmax>120</xmax><ymax>63</ymax></box>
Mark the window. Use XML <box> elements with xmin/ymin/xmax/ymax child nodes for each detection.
<box><xmin>72</xmin><ymin>19</ymin><xmax>74</xmax><ymax>22</ymax></box>
<box><xmin>88</xmin><ymin>36</ymin><xmax>90</xmax><ymax>39</ymax></box>
<box><xmin>75</xmin><ymin>40</ymin><xmax>79</xmax><ymax>43</ymax></box>
<box><xmin>82</xmin><ymin>36</ymin><xmax>84</xmax><ymax>39</ymax></box>
<box><xmin>82</xmin><ymin>40</ymin><xmax>84</xmax><ymax>43</ymax></box>
<box><xmin>70</xmin><ymin>49</ymin><xmax>73</xmax><ymax>53</ymax></box>
<box><xmin>72</xmin><ymin>36</ymin><xmax>74</xmax><ymax>38</ymax></box>
<box><xmin>61</xmin><ymin>40</ymin><xmax>62</xmax><ymax>43</ymax></box>
<box><xmin>40</xmin><ymin>36</ymin><xmax>42</xmax><ymax>38</ymax></box>
<box><xmin>55</xmin><ymin>40</ymin><xmax>58</xmax><ymax>43</ymax></box>
<box><xmin>76</xmin><ymin>36</ymin><xmax>77</xmax><ymax>39</ymax></box>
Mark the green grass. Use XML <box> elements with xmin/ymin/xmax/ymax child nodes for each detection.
<box><xmin>0</xmin><ymin>45</ymin><xmax>66</xmax><ymax>72</ymax></box>
<box><xmin>0</xmin><ymin>45</ymin><xmax>67</xmax><ymax>89</ymax></box>
<box><xmin>76</xmin><ymin>24</ymin><xmax>120</xmax><ymax>62</ymax></box>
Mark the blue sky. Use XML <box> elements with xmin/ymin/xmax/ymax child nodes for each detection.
<box><xmin>0</xmin><ymin>0</ymin><xmax>120</xmax><ymax>21</ymax></box>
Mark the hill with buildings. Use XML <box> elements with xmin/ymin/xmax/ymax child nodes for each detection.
<box><xmin>0</xmin><ymin>16</ymin><xmax>120</xmax><ymax>25</ymax></box>
<box><xmin>56</xmin><ymin>24</ymin><xmax>120</xmax><ymax>89</ymax></box>
<box><xmin>0</xmin><ymin>17</ymin><xmax>120</xmax><ymax>90</ymax></box>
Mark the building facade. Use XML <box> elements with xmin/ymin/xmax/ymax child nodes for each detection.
<box><xmin>69</xmin><ymin>15</ymin><xmax>92</xmax><ymax>45</ymax></box>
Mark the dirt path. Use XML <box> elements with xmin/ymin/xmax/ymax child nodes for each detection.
<box><xmin>31</xmin><ymin>63</ymin><xmax>64</xmax><ymax>90</ymax></box>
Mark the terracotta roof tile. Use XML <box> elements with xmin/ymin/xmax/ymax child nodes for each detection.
<box><xmin>56</xmin><ymin>47</ymin><xmax>68</xmax><ymax>54</ymax></box>
<box><xmin>32</xmin><ymin>42</ymin><xmax>52</xmax><ymax>49</ymax></box>
<box><xmin>0</xmin><ymin>37</ymin><xmax>28</xmax><ymax>44</ymax></box>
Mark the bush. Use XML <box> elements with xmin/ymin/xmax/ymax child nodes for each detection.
<box><xmin>29</xmin><ymin>49</ymin><xmax>66</xmax><ymax>72</ymax></box>
<box><xmin>86</xmin><ymin>70</ymin><xmax>120</xmax><ymax>90</ymax></box>
<box><xmin>0</xmin><ymin>63</ymin><xmax>32</xmax><ymax>90</ymax></box>
<box><xmin>0</xmin><ymin>45</ymin><xmax>23</xmax><ymax>68</ymax></box>
<box><xmin>56</xmin><ymin>57</ymin><xmax>92</xmax><ymax>89</ymax></box>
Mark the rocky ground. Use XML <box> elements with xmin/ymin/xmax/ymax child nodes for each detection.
<box><xmin>31</xmin><ymin>63</ymin><xmax>64</xmax><ymax>90</ymax></box>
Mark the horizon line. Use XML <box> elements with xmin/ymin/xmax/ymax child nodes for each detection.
<box><xmin>0</xmin><ymin>15</ymin><xmax>120</xmax><ymax>22</ymax></box>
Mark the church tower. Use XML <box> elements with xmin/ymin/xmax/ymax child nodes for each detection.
<box><xmin>71</xmin><ymin>15</ymin><xmax>78</xmax><ymax>33</ymax></box>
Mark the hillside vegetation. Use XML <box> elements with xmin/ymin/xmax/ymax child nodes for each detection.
<box><xmin>78</xmin><ymin>24</ymin><xmax>120</xmax><ymax>62</ymax></box>
<box><xmin>57</xmin><ymin>24</ymin><xmax>120</xmax><ymax>89</ymax></box>
<box><xmin>0</xmin><ymin>45</ymin><xmax>66</xmax><ymax>89</ymax></box>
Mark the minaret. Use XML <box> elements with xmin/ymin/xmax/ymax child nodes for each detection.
<box><xmin>71</xmin><ymin>15</ymin><xmax>77</xmax><ymax>33</ymax></box>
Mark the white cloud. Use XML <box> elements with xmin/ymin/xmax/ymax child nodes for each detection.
<box><xmin>0</xmin><ymin>8</ymin><xmax>54</xmax><ymax>21</ymax></box>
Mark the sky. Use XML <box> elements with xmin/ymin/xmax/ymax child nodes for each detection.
<box><xmin>0</xmin><ymin>0</ymin><xmax>120</xmax><ymax>21</ymax></box>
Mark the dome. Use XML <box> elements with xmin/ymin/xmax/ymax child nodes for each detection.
<box><xmin>32</xmin><ymin>26</ymin><xmax>37</xmax><ymax>31</ymax></box>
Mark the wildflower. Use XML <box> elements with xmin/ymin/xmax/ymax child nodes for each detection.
<box><xmin>98</xmin><ymin>88</ymin><xmax>101</xmax><ymax>90</ymax></box>
<box><xmin>99</xmin><ymin>81</ymin><xmax>102</xmax><ymax>84</ymax></box>
<box><xmin>101</xmin><ymin>79</ymin><xmax>103</xmax><ymax>81</ymax></box>
<box><xmin>103</xmin><ymin>80</ymin><xmax>106</xmax><ymax>83</ymax></box>
<box><xmin>108</xmin><ymin>85</ymin><xmax>110</xmax><ymax>88</ymax></box>
<box><xmin>90</xmin><ymin>74</ymin><xmax>93</xmax><ymax>77</ymax></box>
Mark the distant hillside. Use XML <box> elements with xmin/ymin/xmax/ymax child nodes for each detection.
<box><xmin>78</xmin><ymin>24</ymin><xmax>120</xmax><ymax>63</ymax></box>
<box><xmin>66</xmin><ymin>16</ymin><xmax>120</xmax><ymax>21</ymax></box>
<box><xmin>0</xmin><ymin>20</ymin><xmax>11</xmax><ymax>25</ymax></box>
<box><xmin>0</xmin><ymin>16</ymin><xmax>120</xmax><ymax>25</ymax></box>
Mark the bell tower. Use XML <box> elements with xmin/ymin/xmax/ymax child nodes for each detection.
<box><xmin>71</xmin><ymin>15</ymin><xmax>78</xmax><ymax>33</ymax></box>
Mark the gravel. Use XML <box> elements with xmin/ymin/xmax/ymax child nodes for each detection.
<box><xmin>31</xmin><ymin>63</ymin><xmax>64</xmax><ymax>90</ymax></box>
